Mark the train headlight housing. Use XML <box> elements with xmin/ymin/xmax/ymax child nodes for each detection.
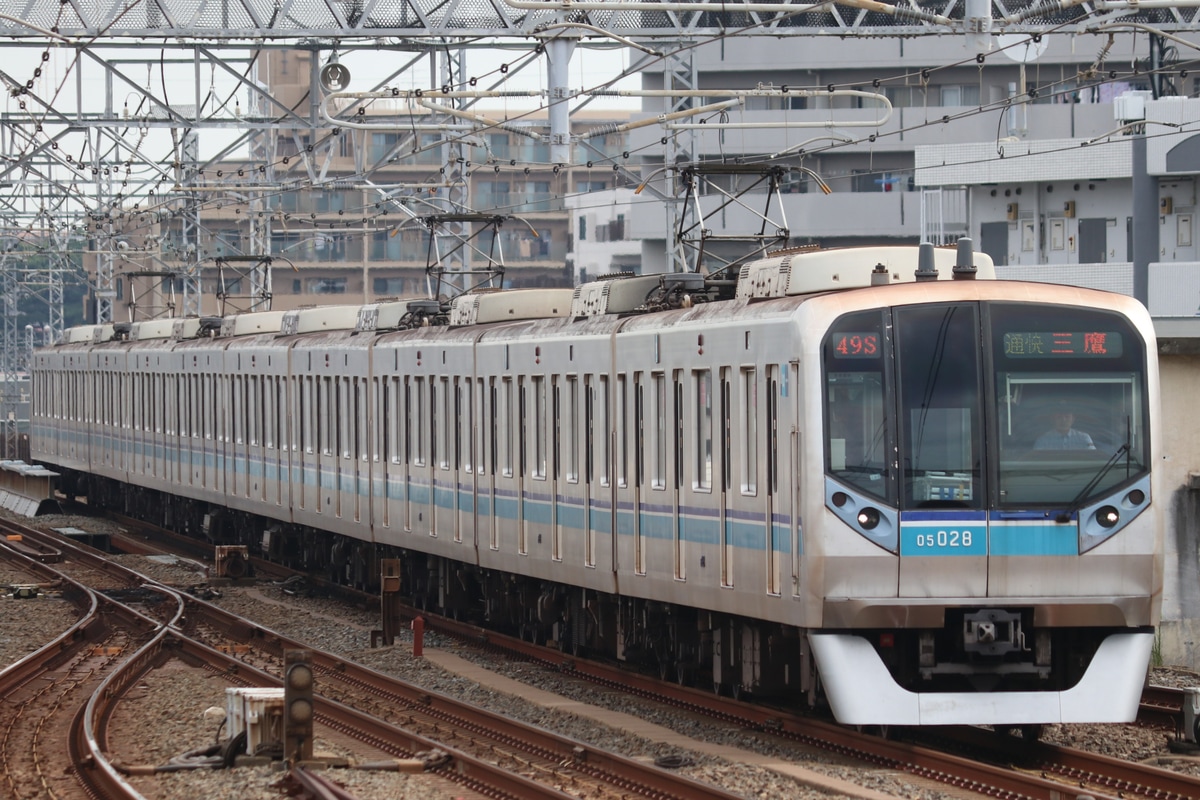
<box><xmin>1078</xmin><ymin>475</ymin><xmax>1150</xmax><ymax>553</ymax></box>
<box><xmin>857</xmin><ymin>507</ymin><xmax>881</xmax><ymax>530</ymax></box>
<box><xmin>825</xmin><ymin>478</ymin><xmax>899</xmax><ymax>554</ymax></box>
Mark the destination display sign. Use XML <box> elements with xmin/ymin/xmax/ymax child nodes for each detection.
<box><xmin>1002</xmin><ymin>331</ymin><xmax>1122</xmax><ymax>358</ymax></box>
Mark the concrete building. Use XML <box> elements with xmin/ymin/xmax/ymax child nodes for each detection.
<box><xmin>628</xmin><ymin>34</ymin><xmax>1171</xmax><ymax>273</ymax></box>
<box><xmin>105</xmin><ymin>50</ymin><xmax>633</xmax><ymax>317</ymax></box>
<box><xmin>565</xmin><ymin>188</ymin><xmax>640</xmax><ymax>283</ymax></box>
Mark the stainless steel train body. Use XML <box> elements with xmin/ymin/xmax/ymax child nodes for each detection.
<box><xmin>29</xmin><ymin>246</ymin><xmax>1162</xmax><ymax>727</ymax></box>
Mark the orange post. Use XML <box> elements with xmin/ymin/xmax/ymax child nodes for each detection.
<box><xmin>411</xmin><ymin>615</ymin><xmax>424</xmax><ymax>658</ymax></box>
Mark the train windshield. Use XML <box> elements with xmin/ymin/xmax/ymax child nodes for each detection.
<box><xmin>823</xmin><ymin>302</ymin><xmax>1148</xmax><ymax>510</ymax></box>
<box><xmin>990</xmin><ymin>303</ymin><xmax>1147</xmax><ymax>508</ymax></box>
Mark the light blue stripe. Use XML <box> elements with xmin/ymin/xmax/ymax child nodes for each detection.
<box><xmin>990</xmin><ymin>522</ymin><xmax>1078</xmax><ymax>556</ymax></box>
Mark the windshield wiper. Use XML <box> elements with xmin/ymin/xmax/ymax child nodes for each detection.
<box><xmin>1055</xmin><ymin>443</ymin><xmax>1130</xmax><ymax>523</ymax></box>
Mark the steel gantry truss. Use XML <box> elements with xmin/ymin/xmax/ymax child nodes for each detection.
<box><xmin>2</xmin><ymin>0</ymin><xmax>1200</xmax><ymax>456</ymax></box>
<box><xmin>6</xmin><ymin>0</ymin><xmax>1200</xmax><ymax>39</ymax></box>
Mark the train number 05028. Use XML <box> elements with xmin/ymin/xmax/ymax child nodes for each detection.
<box><xmin>914</xmin><ymin>530</ymin><xmax>973</xmax><ymax>548</ymax></box>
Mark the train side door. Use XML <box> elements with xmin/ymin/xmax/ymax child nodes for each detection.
<box><xmin>430</xmin><ymin>375</ymin><xmax>445</xmax><ymax>537</ymax></box>
<box><xmin>582</xmin><ymin>375</ymin><xmax>595</xmax><ymax>569</ymax></box>
<box><xmin>671</xmin><ymin>370</ymin><xmax>685</xmax><ymax>582</ymax></box>
<box><xmin>766</xmin><ymin>365</ymin><xmax>783</xmax><ymax>598</ymax></box>
<box><xmin>403</xmin><ymin>375</ymin><xmax>415</xmax><ymax>532</ymax></box>
<box><xmin>300</xmin><ymin>371</ymin><xmax>316</xmax><ymax>515</ymax></box>
<box><xmin>497</xmin><ymin>374</ymin><xmax>518</xmax><ymax>552</ymax></box>
<box><xmin>633</xmin><ymin>372</ymin><xmax>645</xmax><ymax>574</ymax></box>
<box><xmin>551</xmin><ymin>375</ymin><xmax>563</xmax><ymax>563</ymax></box>
<box><xmin>789</xmin><ymin>360</ymin><xmax>803</xmax><ymax>599</ymax></box>
<box><xmin>518</xmin><ymin>376</ymin><xmax>532</xmax><ymax>555</ymax></box>
<box><xmin>456</xmin><ymin>376</ymin><xmax>473</xmax><ymax>546</ymax></box>
<box><xmin>719</xmin><ymin>368</ymin><xmax>733</xmax><ymax>588</ymax></box>
<box><xmin>484</xmin><ymin>376</ymin><xmax>499</xmax><ymax>553</ymax></box>
<box><xmin>352</xmin><ymin>372</ymin><xmax>367</xmax><ymax>523</ymax></box>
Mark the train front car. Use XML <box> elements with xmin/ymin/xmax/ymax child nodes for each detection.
<box><xmin>808</xmin><ymin>277</ymin><xmax>1160</xmax><ymax>727</ymax></box>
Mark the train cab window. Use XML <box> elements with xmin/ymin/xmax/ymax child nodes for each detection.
<box><xmin>894</xmin><ymin>304</ymin><xmax>983</xmax><ymax>509</ymax></box>
<box><xmin>823</xmin><ymin>311</ymin><xmax>891</xmax><ymax>504</ymax></box>
<box><xmin>990</xmin><ymin>303</ymin><xmax>1148</xmax><ymax>507</ymax></box>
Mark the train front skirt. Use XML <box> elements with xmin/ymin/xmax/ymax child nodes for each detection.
<box><xmin>810</xmin><ymin>631</ymin><xmax>1152</xmax><ymax>725</ymax></box>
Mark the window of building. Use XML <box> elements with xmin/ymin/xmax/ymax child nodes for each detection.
<box><xmin>308</xmin><ymin>277</ymin><xmax>346</xmax><ymax>294</ymax></box>
<box><xmin>371</xmin><ymin>132</ymin><xmax>401</xmax><ymax>162</ymax></box>
<box><xmin>941</xmin><ymin>84</ymin><xmax>981</xmax><ymax>106</ymax></box>
<box><xmin>476</xmin><ymin>181</ymin><xmax>510</xmax><ymax>210</ymax></box>
<box><xmin>373</xmin><ymin>277</ymin><xmax>406</xmax><ymax>295</ymax></box>
<box><xmin>486</xmin><ymin>132</ymin><xmax>510</xmax><ymax>160</ymax></box>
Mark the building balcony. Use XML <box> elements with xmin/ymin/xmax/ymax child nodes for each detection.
<box><xmin>630</xmin><ymin>189</ymin><xmax>925</xmax><ymax>241</ymax></box>
<box><xmin>628</xmin><ymin>102</ymin><xmax>1131</xmax><ymax>159</ymax></box>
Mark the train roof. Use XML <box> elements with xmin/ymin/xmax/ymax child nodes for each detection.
<box><xmin>280</xmin><ymin>306</ymin><xmax>362</xmax><ymax>335</ymax></box>
<box><xmin>220</xmin><ymin>310</ymin><xmax>287</xmax><ymax>337</ymax></box>
<box><xmin>449</xmin><ymin>288</ymin><xmax>573</xmax><ymax>327</ymax></box>
<box><xmin>129</xmin><ymin>319</ymin><xmax>178</xmax><ymax>341</ymax></box>
<box><xmin>570</xmin><ymin>274</ymin><xmax>664</xmax><ymax>317</ymax></box>
<box><xmin>736</xmin><ymin>245</ymin><xmax>996</xmax><ymax>300</ymax></box>
<box><xmin>48</xmin><ymin>245</ymin><xmax>999</xmax><ymax>348</ymax></box>
<box><xmin>58</xmin><ymin>324</ymin><xmax>116</xmax><ymax>345</ymax></box>
<box><xmin>355</xmin><ymin>301</ymin><xmax>411</xmax><ymax>332</ymax></box>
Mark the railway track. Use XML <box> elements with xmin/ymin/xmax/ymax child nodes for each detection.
<box><xmin>5</xmin><ymin>518</ymin><xmax>747</xmax><ymax>800</ymax></box>
<box><xmin>34</xmin><ymin>511</ymin><xmax>1200</xmax><ymax>800</ymax></box>
<box><xmin>0</xmin><ymin>531</ymin><xmax>182</xmax><ymax>800</ymax></box>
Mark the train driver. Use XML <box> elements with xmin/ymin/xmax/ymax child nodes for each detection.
<box><xmin>1033</xmin><ymin>405</ymin><xmax>1096</xmax><ymax>450</ymax></box>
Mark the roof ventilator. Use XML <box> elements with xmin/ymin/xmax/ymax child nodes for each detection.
<box><xmin>952</xmin><ymin>237</ymin><xmax>977</xmax><ymax>280</ymax></box>
<box><xmin>914</xmin><ymin>242</ymin><xmax>940</xmax><ymax>282</ymax></box>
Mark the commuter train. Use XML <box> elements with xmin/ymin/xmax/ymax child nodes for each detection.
<box><xmin>29</xmin><ymin>242</ymin><xmax>1162</xmax><ymax>728</ymax></box>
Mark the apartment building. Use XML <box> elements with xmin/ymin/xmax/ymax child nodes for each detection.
<box><xmin>133</xmin><ymin>49</ymin><xmax>633</xmax><ymax>316</ymax></box>
<box><xmin>627</xmin><ymin>34</ymin><xmax>1184</xmax><ymax>276</ymax></box>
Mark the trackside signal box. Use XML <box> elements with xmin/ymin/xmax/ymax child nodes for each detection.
<box><xmin>284</xmin><ymin>649</ymin><xmax>315</xmax><ymax>763</ymax></box>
